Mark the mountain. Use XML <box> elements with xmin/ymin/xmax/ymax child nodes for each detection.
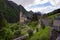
<box><xmin>0</xmin><ymin>0</ymin><xmax>29</xmax><ymax>23</ymax></box>
<box><xmin>35</xmin><ymin>12</ymin><xmax>42</xmax><ymax>15</ymax></box>
<box><xmin>19</xmin><ymin>5</ymin><xmax>34</xmax><ymax>20</ymax></box>
<box><xmin>0</xmin><ymin>0</ymin><xmax>20</xmax><ymax>23</ymax></box>
<box><xmin>0</xmin><ymin>0</ymin><xmax>35</xmax><ymax>23</ymax></box>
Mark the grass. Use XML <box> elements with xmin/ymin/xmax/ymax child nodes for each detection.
<box><xmin>27</xmin><ymin>26</ymin><xmax>50</xmax><ymax>40</ymax></box>
<box><xmin>48</xmin><ymin>14</ymin><xmax>57</xmax><ymax>19</ymax></box>
<box><xmin>20</xmin><ymin>22</ymin><xmax>50</xmax><ymax>40</ymax></box>
<box><xmin>20</xmin><ymin>21</ymin><xmax>38</xmax><ymax>36</ymax></box>
<box><xmin>21</xmin><ymin>26</ymin><xmax>28</xmax><ymax>35</ymax></box>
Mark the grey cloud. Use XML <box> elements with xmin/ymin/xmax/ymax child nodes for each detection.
<box><xmin>11</xmin><ymin>0</ymin><xmax>34</xmax><ymax>6</ymax></box>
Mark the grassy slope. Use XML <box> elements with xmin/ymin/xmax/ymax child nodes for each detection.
<box><xmin>27</xmin><ymin>27</ymin><xmax>50</xmax><ymax>40</ymax></box>
<box><xmin>27</xmin><ymin>13</ymin><xmax>58</xmax><ymax>40</ymax></box>
<box><xmin>48</xmin><ymin>14</ymin><xmax>57</xmax><ymax>19</ymax></box>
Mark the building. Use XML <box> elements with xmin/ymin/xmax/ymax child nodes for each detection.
<box><xmin>53</xmin><ymin>13</ymin><xmax>60</xmax><ymax>31</ymax></box>
<box><xmin>42</xmin><ymin>18</ymin><xmax>51</xmax><ymax>26</ymax></box>
<box><xmin>50</xmin><ymin>13</ymin><xmax>60</xmax><ymax>40</ymax></box>
<box><xmin>20</xmin><ymin>11</ymin><xmax>27</xmax><ymax>25</ymax></box>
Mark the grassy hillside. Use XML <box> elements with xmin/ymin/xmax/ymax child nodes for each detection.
<box><xmin>27</xmin><ymin>26</ymin><xmax>50</xmax><ymax>40</ymax></box>
<box><xmin>48</xmin><ymin>14</ymin><xmax>57</xmax><ymax>18</ymax></box>
<box><xmin>43</xmin><ymin>9</ymin><xmax>60</xmax><ymax>19</ymax></box>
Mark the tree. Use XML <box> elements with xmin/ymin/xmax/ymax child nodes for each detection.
<box><xmin>0</xmin><ymin>11</ymin><xmax>7</xmax><ymax>29</ymax></box>
<box><xmin>0</xmin><ymin>0</ymin><xmax>20</xmax><ymax>23</ymax></box>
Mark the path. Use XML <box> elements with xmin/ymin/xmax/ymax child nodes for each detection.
<box><xmin>13</xmin><ymin>34</ymin><xmax>28</xmax><ymax>40</ymax></box>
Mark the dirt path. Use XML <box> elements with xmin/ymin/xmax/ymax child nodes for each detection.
<box><xmin>13</xmin><ymin>34</ymin><xmax>28</xmax><ymax>40</ymax></box>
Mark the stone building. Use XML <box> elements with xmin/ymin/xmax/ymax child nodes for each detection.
<box><xmin>20</xmin><ymin>11</ymin><xmax>34</xmax><ymax>25</ymax></box>
<box><xmin>50</xmin><ymin>13</ymin><xmax>60</xmax><ymax>40</ymax></box>
<box><xmin>20</xmin><ymin>11</ymin><xmax>27</xmax><ymax>25</ymax></box>
<box><xmin>42</xmin><ymin>18</ymin><xmax>51</xmax><ymax>26</ymax></box>
<box><xmin>52</xmin><ymin>13</ymin><xmax>60</xmax><ymax>31</ymax></box>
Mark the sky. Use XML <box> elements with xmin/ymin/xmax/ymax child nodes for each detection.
<box><xmin>10</xmin><ymin>0</ymin><xmax>60</xmax><ymax>13</ymax></box>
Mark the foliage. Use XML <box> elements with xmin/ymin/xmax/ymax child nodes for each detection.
<box><xmin>27</xmin><ymin>21</ymin><xmax>38</xmax><ymax>30</ymax></box>
<box><xmin>0</xmin><ymin>13</ymin><xmax>7</xmax><ymax>29</ymax></box>
<box><xmin>0</xmin><ymin>10</ymin><xmax>21</xmax><ymax>40</ymax></box>
<box><xmin>27</xmin><ymin>27</ymin><xmax>50</xmax><ymax>40</ymax></box>
<box><xmin>0</xmin><ymin>23</ymin><xmax>21</xmax><ymax>40</ymax></box>
<box><xmin>0</xmin><ymin>0</ymin><xmax>20</xmax><ymax>23</ymax></box>
<box><xmin>43</xmin><ymin>8</ymin><xmax>60</xmax><ymax>18</ymax></box>
<box><xmin>20</xmin><ymin>21</ymin><xmax>38</xmax><ymax>35</ymax></box>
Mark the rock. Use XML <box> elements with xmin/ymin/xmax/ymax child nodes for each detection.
<box><xmin>50</xmin><ymin>27</ymin><xmax>59</xmax><ymax>40</ymax></box>
<box><xmin>50</xmin><ymin>16</ymin><xmax>60</xmax><ymax>40</ymax></box>
<box><xmin>56</xmin><ymin>35</ymin><xmax>60</xmax><ymax>40</ymax></box>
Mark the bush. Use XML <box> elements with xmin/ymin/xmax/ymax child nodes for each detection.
<box><xmin>0</xmin><ymin>23</ymin><xmax>21</xmax><ymax>40</ymax></box>
<box><xmin>27</xmin><ymin>21</ymin><xmax>38</xmax><ymax>30</ymax></box>
<box><xmin>28</xmin><ymin>27</ymin><xmax>50</xmax><ymax>40</ymax></box>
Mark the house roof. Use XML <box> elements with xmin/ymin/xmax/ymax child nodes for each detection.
<box><xmin>42</xmin><ymin>18</ymin><xmax>51</xmax><ymax>26</ymax></box>
<box><xmin>53</xmin><ymin>20</ymin><xmax>60</xmax><ymax>26</ymax></box>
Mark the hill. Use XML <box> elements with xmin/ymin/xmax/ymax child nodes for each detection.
<box><xmin>42</xmin><ymin>8</ymin><xmax>60</xmax><ymax>18</ymax></box>
<box><xmin>0</xmin><ymin>0</ymin><xmax>20</xmax><ymax>23</ymax></box>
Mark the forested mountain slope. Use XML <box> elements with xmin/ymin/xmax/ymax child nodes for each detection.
<box><xmin>0</xmin><ymin>0</ymin><xmax>20</xmax><ymax>23</ymax></box>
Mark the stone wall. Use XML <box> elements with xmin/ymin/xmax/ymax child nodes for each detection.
<box><xmin>42</xmin><ymin>18</ymin><xmax>51</xmax><ymax>26</ymax></box>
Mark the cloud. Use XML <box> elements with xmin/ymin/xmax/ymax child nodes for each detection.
<box><xmin>49</xmin><ymin>0</ymin><xmax>60</xmax><ymax>6</ymax></box>
<box><xmin>34</xmin><ymin>0</ymin><xmax>60</xmax><ymax>6</ymax></box>
<box><xmin>26</xmin><ymin>2</ymin><xmax>52</xmax><ymax>9</ymax></box>
<box><xmin>34</xmin><ymin>0</ymin><xmax>48</xmax><ymax>4</ymax></box>
<box><xmin>10</xmin><ymin>0</ymin><xmax>60</xmax><ymax>13</ymax></box>
<box><xmin>10</xmin><ymin>0</ymin><xmax>34</xmax><ymax>6</ymax></box>
<box><xmin>10</xmin><ymin>0</ymin><xmax>60</xmax><ymax>6</ymax></box>
<box><xmin>25</xmin><ymin>5</ymin><xmax>60</xmax><ymax>13</ymax></box>
<box><xmin>40</xmin><ymin>6</ymin><xmax>60</xmax><ymax>13</ymax></box>
<box><xmin>25</xmin><ymin>0</ymin><xmax>60</xmax><ymax>13</ymax></box>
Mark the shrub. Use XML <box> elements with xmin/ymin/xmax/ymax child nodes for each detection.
<box><xmin>27</xmin><ymin>27</ymin><xmax>50</xmax><ymax>40</ymax></box>
<box><xmin>0</xmin><ymin>23</ymin><xmax>21</xmax><ymax>40</ymax></box>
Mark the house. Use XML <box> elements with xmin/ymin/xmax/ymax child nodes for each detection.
<box><xmin>42</xmin><ymin>18</ymin><xmax>51</xmax><ymax>26</ymax></box>
<box><xmin>52</xmin><ymin>13</ymin><xmax>60</xmax><ymax>31</ymax></box>
<box><xmin>50</xmin><ymin>13</ymin><xmax>60</xmax><ymax>40</ymax></box>
<box><xmin>20</xmin><ymin>11</ymin><xmax>27</xmax><ymax>25</ymax></box>
<box><xmin>20</xmin><ymin>9</ymin><xmax>34</xmax><ymax>25</ymax></box>
<box><xmin>20</xmin><ymin>11</ymin><xmax>34</xmax><ymax>25</ymax></box>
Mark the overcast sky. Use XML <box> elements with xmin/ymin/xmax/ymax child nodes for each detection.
<box><xmin>10</xmin><ymin>0</ymin><xmax>60</xmax><ymax>13</ymax></box>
